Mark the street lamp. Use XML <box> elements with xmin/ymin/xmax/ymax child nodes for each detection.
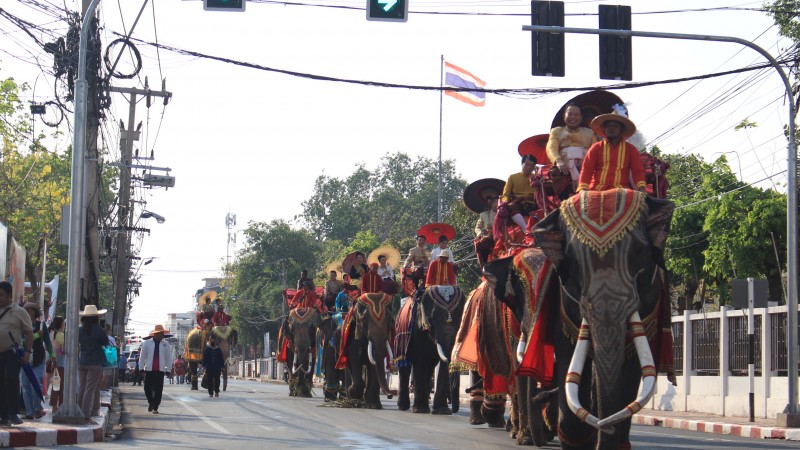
<box><xmin>140</xmin><ymin>210</ymin><xmax>165</xmax><ymax>224</ymax></box>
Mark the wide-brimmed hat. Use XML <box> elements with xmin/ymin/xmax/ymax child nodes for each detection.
<box><xmin>551</xmin><ymin>89</ymin><xmax>624</xmax><ymax>129</ymax></box>
<box><xmin>463</xmin><ymin>178</ymin><xmax>505</xmax><ymax>214</ymax></box>
<box><xmin>79</xmin><ymin>304</ymin><xmax>107</xmax><ymax>316</ymax></box>
<box><xmin>517</xmin><ymin>134</ymin><xmax>549</xmax><ymax>165</ymax></box>
<box><xmin>22</xmin><ymin>302</ymin><xmax>41</xmax><ymax>312</ymax></box>
<box><xmin>367</xmin><ymin>246</ymin><xmax>401</xmax><ymax>269</ymax></box>
<box><xmin>149</xmin><ymin>324</ymin><xmax>170</xmax><ymax>336</ymax></box>
<box><xmin>325</xmin><ymin>261</ymin><xmax>344</xmax><ymax>279</ymax></box>
<box><xmin>438</xmin><ymin>249</ymin><xmax>453</xmax><ymax>260</ymax></box>
<box><xmin>591</xmin><ymin>111</ymin><xmax>636</xmax><ymax>139</ymax></box>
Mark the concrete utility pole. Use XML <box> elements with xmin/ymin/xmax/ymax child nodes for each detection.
<box><xmin>522</xmin><ymin>23</ymin><xmax>799</xmax><ymax>425</ymax></box>
<box><xmin>109</xmin><ymin>82</ymin><xmax>172</xmax><ymax>343</ymax></box>
<box><xmin>56</xmin><ymin>0</ymin><xmax>101</xmax><ymax>423</ymax></box>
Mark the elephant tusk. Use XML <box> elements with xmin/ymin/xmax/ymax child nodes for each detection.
<box><xmin>368</xmin><ymin>341</ymin><xmax>377</xmax><ymax>366</ymax></box>
<box><xmin>293</xmin><ymin>363</ymin><xmax>302</xmax><ymax>374</ymax></box>
<box><xmin>386</xmin><ymin>342</ymin><xmax>394</xmax><ymax>362</ymax></box>
<box><xmin>565</xmin><ymin>319</ymin><xmax>615</xmax><ymax>435</ymax></box>
<box><xmin>436</xmin><ymin>343</ymin><xmax>448</xmax><ymax>363</ymax></box>
<box><xmin>516</xmin><ymin>340</ymin><xmax>526</xmax><ymax>363</ymax></box>
<box><xmin>597</xmin><ymin>311</ymin><xmax>657</xmax><ymax>429</ymax></box>
<box><xmin>306</xmin><ymin>352</ymin><xmax>313</xmax><ymax>373</ymax></box>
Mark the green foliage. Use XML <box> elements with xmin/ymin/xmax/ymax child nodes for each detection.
<box><xmin>0</xmin><ymin>75</ymin><xmax>71</xmax><ymax>306</ymax></box>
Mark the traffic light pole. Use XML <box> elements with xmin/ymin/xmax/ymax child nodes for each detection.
<box><xmin>522</xmin><ymin>24</ymin><xmax>799</xmax><ymax>422</ymax></box>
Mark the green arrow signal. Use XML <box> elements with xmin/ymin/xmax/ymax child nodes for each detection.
<box><xmin>378</xmin><ymin>0</ymin><xmax>398</xmax><ymax>12</ymax></box>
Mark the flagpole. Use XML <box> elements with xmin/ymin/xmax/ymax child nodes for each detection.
<box><xmin>437</xmin><ymin>55</ymin><xmax>444</xmax><ymax>222</ymax></box>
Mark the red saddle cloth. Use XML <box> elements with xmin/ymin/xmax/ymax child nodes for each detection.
<box><xmin>561</xmin><ymin>188</ymin><xmax>646</xmax><ymax>256</ymax></box>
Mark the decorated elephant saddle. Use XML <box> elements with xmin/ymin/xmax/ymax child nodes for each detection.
<box><xmin>289</xmin><ymin>307</ymin><xmax>316</xmax><ymax>324</ymax></box>
<box><xmin>561</xmin><ymin>188</ymin><xmax>646</xmax><ymax>256</ymax></box>
<box><xmin>426</xmin><ymin>285</ymin><xmax>462</xmax><ymax>323</ymax></box>
<box><xmin>356</xmin><ymin>293</ymin><xmax>392</xmax><ymax>324</ymax></box>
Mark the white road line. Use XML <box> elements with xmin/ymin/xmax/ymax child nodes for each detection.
<box><xmin>167</xmin><ymin>393</ymin><xmax>230</xmax><ymax>435</ymax></box>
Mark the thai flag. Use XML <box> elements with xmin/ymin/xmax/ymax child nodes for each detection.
<box><xmin>444</xmin><ymin>61</ymin><xmax>486</xmax><ymax>107</ymax></box>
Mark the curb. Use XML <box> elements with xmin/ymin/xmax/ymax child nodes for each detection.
<box><xmin>632</xmin><ymin>414</ymin><xmax>800</xmax><ymax>441</ymax></box>
<box><xmin>0</xmin><ymin>401</ymin><xmax>110</xmax><ymax>447</ymax></box>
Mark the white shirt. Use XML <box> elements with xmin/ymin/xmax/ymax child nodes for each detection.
<box><xmin>430</xmin><ymin>247</ymin><xmax>450</xmax><ymax>261</ymax></box>
<box><xmin>139</xmin><ymin>338</ymin><xmax>173</xmax><ymax>373</ymax></box>
<box><xmin>377</xmin><ymin>265</ymin><xmax>394</xmax><ymax>279</ymax></box>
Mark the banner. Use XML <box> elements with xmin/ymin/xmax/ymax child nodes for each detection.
<box><xmin>8</xmin><ymin>237</ymin><xmax>25</xmax><ymax>305</ymax></box>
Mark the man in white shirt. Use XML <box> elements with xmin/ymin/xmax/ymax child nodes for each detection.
<box><xmin>139</xmin><ymin>325</ymin><xmax>173</xmax><ymax>414</ymax></box>
<box><xmin>430</xmin><ymin>235</ymin><xmax>451</xmax><ymax>261</ymax></box>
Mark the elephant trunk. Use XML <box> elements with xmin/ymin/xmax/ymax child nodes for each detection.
<box><xmin>370</xmin><ymin>339</ymin><xmax>393</xmax><ymax>399</ymax></box>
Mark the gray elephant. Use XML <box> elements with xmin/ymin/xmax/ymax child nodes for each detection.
<box><xmin>317</xmin><ymin>313</ymin><xmax>348</xmax><ymax>401</ymax></box>
<box><xmin>530</xmin><ymin>189</ymin><xmax>676</xmax><ymax>449</ymax></box>
<box><xmin>395</xmin><ymin>285</ymin><xmax>466</xmax><ymax>414</ymax></box>
<box><xmin>286</xmin><ymin>307</ymin><xmax>322</xmax><ymax>397</ymax></box>
<box><xmin>338</xmin><ymin>292</ymin><xmax>394</xmax><ymax>409</ymax></box>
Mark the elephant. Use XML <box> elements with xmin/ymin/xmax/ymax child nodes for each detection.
<box><xmin>317</xmin><ymin>313</ymin><xmax>348</xmax><ymax>401</ymax></box>
<box><xmin>395</xmin><ymin>286</ymin><xmax>466</xmax><ymax>415</ymax></box>
<box><xmin>528</xmin><ymin>188</ymin><xmax>676</xmax><ymax>450</ymax></box>
<box><xmin>184</xmin><ymin>324</ymin><xmax>213</xmax><ymax>390</ymax></box>
<box><xmin>208</xmin><ymin>326</ymin><xmax>238</xmax><ymax>392</ymax></box>
<box><xmin>481</xmin><ymin>248</ymin><xmax>561</xmax><ymax>446</ymax></box>
<box><xmin>337</xmin><ymin>292</ymin><xmax>394</xmax><ymax>409</ymax></box>
<box><xmin>285</xmin><ymin>307</ymin><xmax>323</xmax><ymax>397</ymax></box>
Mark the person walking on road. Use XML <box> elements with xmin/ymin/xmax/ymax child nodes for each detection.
<box><xmin>173</xmin><ymin>355</ymin><xmax>186</xmax><ymax>385</ymax></box>
<box><xmin>202</xmin><ymin>339</ymin><xmax>224</xmax><ymax>398</ymax></box>
<box><xmin>77</xmin><ymin>305</ymin><xmax>108</xmax><ymax>424</ymax></box>
<box><xmin>0</xmin><ymin>281</ymin><xmax>34</xmax><ymax>426</ymax></box>
<box><xmin>139</xmin><ymin>325</ymin><xmax>173</xmax><ymax>414</ymax></box>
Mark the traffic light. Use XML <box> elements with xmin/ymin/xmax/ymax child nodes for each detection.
<box><xmin>598</xmin><ymin>5</ymin><xmax>632</xmax><ymax>80</ymax></box>
<box><xmin>204</xmin><ymin>0</ymin><xmax>245</xmax><ymax>12</ymax></box>
<box><xmin>367</xmin><ymin>0</ymin><xmax>408</xmax><ymax>22</ymax></box>
<box><xmin>531</xmin><ymin>1</ymin><xmax>565</xmax><ymax>77</ymax></box>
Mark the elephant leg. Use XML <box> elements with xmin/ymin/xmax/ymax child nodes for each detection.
<box><xmin>346</xmin><ymin>343</ymin><xmax>364</xmax><ymax>400</ymax></box>
<box><xmin>450</xmin><ymin>370</ymin><xmax>460</xmax><ymax>414</ymax></box>
<box><xmin>509</xmin><ymin>394</ymin><xmax>519</xmax><ymax>439</ymax></box>
<box><xmin>411</xmin><ymin>360</ymin><xmax>432</xmax><ymax>414</ymax></box>
<box><xmin>515</xmin><ymin>377</ymin><xmax>533</xmax><ymax>446</ymax></box>
<box><xmin>397</xmin><ymin>364</ymin><xmax>411</xmax><ymax>411</ymax></box>
<box><xmin>222</xmin><ymin>365</ymin><xmax>227</xmax><ymax>392</ymax></box>
<box><xmin>481</xmin><ymin>394</ymin><xmax>507</xmax><ymax>428</ymax></box>
<box><xmin>468</xmin><ymin>372</ymin><xmax>486</xmax><ymax>426</ymax></box>
<box><xmin>189</xmin><ymin>362</ymin><xmax>199</xmax><ymax>390</ymax></box>
<box><xmin>364</xmin><ymin>363</ymin><xmax>382</xmax><ymax>409</ymax></box>
<box><xmin>531</xmin><ymin>385</ymin><xmax>559</xmax><ymax>446</ymax></box>
<box><xmin>431</xmin><ymin>361</ymin><xmax>452</xmax><ymax>415</ymax></box>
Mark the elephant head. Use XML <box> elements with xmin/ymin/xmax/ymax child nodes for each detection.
<box><xmin>287</xmin><ymin>307</ymin><xmax>322</xmax><ymax>375</ymax></box>
<box><xmin>418</xmin><ymin>286</ymin><xmax>466</xmax><ymax>365</ymax></box>
<box><xmin>353</xmin><ymin>293</ymin><xmax>394</xmax><ymax>398</ymax></box>
<box><xmin>533</xmin><ymin>190</ymin><xmax>674</xmax><ymax>433</ymax></box>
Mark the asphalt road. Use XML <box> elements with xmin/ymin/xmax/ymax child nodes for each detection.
<box><xmin>68</xmin><ymin>380</ymin><xmax>799</xmax><ymax>449</ymax></box>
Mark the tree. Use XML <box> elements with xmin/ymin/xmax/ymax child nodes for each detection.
<box><xmin>0</xmin><ymin>74</ymin><xmax>71</xmax><ymax>309</ymax></box>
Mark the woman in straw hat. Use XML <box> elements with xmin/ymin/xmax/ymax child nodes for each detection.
<box><xmin>577</xmin><ymin>112</ymin><xmax>646</xmax><ymax>193</ymax></box>
<box><xmin>77</xmin><ymin>304</ymin><xmax>108</xmax><ymax>423</ymax></box>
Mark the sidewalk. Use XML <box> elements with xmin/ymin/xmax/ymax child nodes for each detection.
<box><xmin>233</xmin><ymin>374</ymin><xmax>800</xmax><ymax>441</ymax></box>
<box><xmin>0</xmin><ymin>390</ymin><xmax>111</xmax><ymax>447</ymax></box>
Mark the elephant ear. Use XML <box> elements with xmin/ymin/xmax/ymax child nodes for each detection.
<box><xmin>533</xmin><ymin>209</ymin><xmax>564</xmax><ymax>268</ymax></box>
<box><xmin>645</xmin><ymin>196</ymin><xmax>676</xmax><ymax>269</ymax></box>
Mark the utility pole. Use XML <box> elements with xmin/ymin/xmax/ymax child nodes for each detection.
<box><xmin>109</xmin><ymin>80</ymin><xmax>172</xmax><ymax>342</ymax></box>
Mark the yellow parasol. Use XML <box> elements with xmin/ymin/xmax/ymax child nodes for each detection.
<box><xmin>325</xmin><ymin>261</ymin><xmax>344</xmax><ymax>279</ymax></box>
<box><xmin>367</xmin><ymin>246</ymin><xmax>402</xmax><ymax>269</ymax></box>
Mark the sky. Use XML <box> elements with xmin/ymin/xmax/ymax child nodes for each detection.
<box><xmin>0</xmin><ymin>0</ymin><xmax>792</xmax><ymax>336</ymax></box>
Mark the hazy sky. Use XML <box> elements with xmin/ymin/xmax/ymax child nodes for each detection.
<box><xmin>1</xmin><ymin>0</ymin><xmax>790</xmax><ymax>335</ymax></box>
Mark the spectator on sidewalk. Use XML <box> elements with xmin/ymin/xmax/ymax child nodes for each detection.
<box><xmin>118</xmin><ymin>352</ymin><xmax>128</xmax><ymax>384</ymax></box>
<box><xmin>173</xmin><ymin>355</ymin><xmax>186</xmax><ymax>385</ymax></box>
<box><xmin>21</xmin><ymin>302</ymin><xmax>55</xmax><ymax>420</ymax></box>
<box><xmin>48</xmin><ymin>316</ymin><xmax>66</xmax><ymax>414</ymax></box>
<box><xmin>0</xmin><ymin>281</ymin><xmax>33</xmax><ymax>426</ymax></box>
<box><xmin>139</xmin><ymin>325</ymin><xmax>173</xmax><ymax>414</ymax></box>
<box><xmin>77</xmin><ymin>305</ymin><xmax>108</xmax><ymax>424</ymax></box>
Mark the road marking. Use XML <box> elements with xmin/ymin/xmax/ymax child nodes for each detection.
<box><xmin>167</xmin><ymin>393</ymin><xmax>230</xmax><ymax>435</ymax></box>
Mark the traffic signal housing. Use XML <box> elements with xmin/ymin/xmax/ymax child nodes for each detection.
<box><xmin>531</xmin><ymin>1</ymin><xmax>565</xmax><ymax>77</ymax></box>
<box><xmin>367</xmin><ymin>0</ymin><xmax>408</xmax><ymax>22</ymax></box>
<box><xmin>204</xmin><ymin>0</ymin><xmax>245</xmax><ymax>12</ymax></box>
<box><xmin>598</xmin><ymin>5</ymin><xmax>632</xmax><ymax>80</ymax></box>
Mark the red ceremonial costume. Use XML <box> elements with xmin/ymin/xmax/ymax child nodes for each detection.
<box><xmin>425</xmin><ymin>260</ymin><xmax>456</xmax><ymax>286</ymax></box>
<box><xmin>212</xmin><ymin>309</ymin><xmax>231</xmax><ymax>326</ymax></box>
<box><xmin>577</xmin><ymin>140</ymin><xmax>645</xmax><ymax>192</ymax></box>
<box><xmin>289</xmin><ymin>288</ymin><xmax>326</xmax><ymax>314</ymax></box>
<box><xmin>361</xmin><ymin>271</ymin><xmax>384</xmax><ymax>293</ymax></box>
